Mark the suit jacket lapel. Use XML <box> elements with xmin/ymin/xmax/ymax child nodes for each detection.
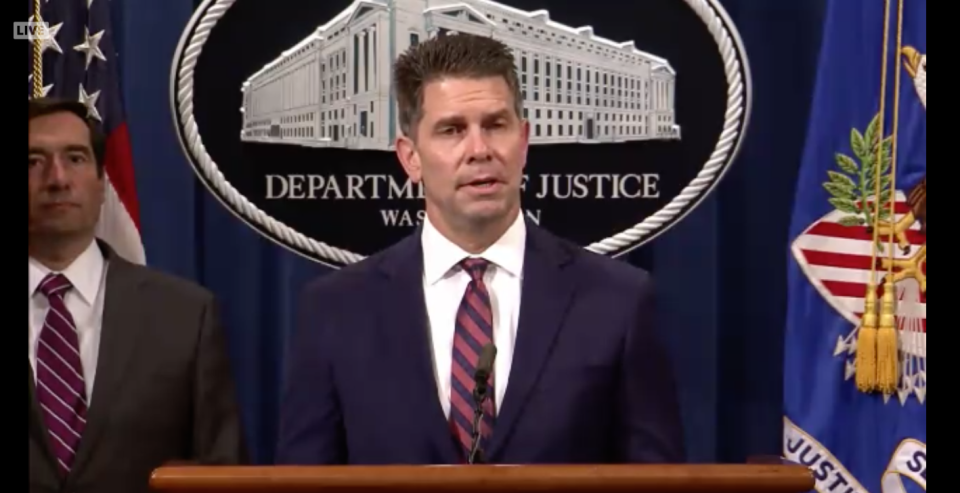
<box><xmin>487</xmin><ymin>221</ymin><xmax>577</xmax><ymax>457</ymax></box>
<box><xmin>70</xmin><ymin>242</ymin><xmax>145</xmax><ymax>475</ymax></box>
<box><xmin>377</xmin><ymin>232</ymin><xmax>461</xmax><ymax>462</ymax></box>
<box><xmin>28</xmin><ymin>361</ymin><xmax>56</xmax><ymax>465</ymax></box>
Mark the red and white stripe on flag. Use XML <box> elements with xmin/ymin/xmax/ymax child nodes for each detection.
<box><xmin>97</xmin><ymin>123</ymin><xmax>145</xmax><ymax>264</ymax></box>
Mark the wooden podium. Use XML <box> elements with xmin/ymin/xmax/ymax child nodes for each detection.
<box><xmin>149</xmin><ymin>462</ymin><xmax>814</xmax><ymax>493</ymax></box>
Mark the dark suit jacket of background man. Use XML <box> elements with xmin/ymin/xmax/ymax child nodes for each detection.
<box><xmin>277</xmin><ymin>218</ymin><xmax>685</xmax><ymax>464</ymax></box>
<box><xmin>28</xmin><ymin>240</ymin><xmax>247</xmax><ymax>493</ymax></box>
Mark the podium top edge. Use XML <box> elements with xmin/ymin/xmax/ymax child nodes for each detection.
<box><xmin>150</xmin><ymin>463</ymin><xmax>815</xmax><ymax>492</ymax></box>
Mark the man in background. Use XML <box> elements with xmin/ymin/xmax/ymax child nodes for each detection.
<box><xmin>28</xmin><ymin>97</ymin><xmax>247</xmax><ymax>493</ymax></box>
<box><xmin>277</xmin><ymin>33</ymin><xmax>684</xmax><ymax>465</ymax></box>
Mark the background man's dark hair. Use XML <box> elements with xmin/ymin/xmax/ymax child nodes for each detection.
<box><xmin>393</xmin><ymin>33</ymin><xmax>523</xmax><ymax>138</ymax></box>
<box><xmin>29</xmin><ymin>97</ymin><xmax>106</xmax><ymax>176</ymax></box>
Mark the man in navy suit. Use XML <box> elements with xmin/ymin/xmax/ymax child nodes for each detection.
<box><xmin>276</xmin><ymin>33</ymin><xmax>684</xmax><ymax>465</ymax></box>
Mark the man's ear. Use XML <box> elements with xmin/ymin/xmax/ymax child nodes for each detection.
<box><xmin>395</xmin><ymin>135</ymin><xmax>422</xmax><ymax>183</ymax></box>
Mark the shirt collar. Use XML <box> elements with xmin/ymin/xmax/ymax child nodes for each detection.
<box><xmin>421</xmin><ymin>211</ymin><xmax>526</xmax><ymax>285</ymax></box>
<box><xmin>29</xmin><ymin>239</ymin><xmax>105</xmax><ymax>306</ymax></box>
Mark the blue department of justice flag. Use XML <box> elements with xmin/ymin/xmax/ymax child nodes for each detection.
<box><xmin>784</xmin><ymin>1</ymin><xmax>926</xmax><ymax>492</ymax></box>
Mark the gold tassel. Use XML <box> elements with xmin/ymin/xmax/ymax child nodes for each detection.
<box><xmin>876</xmin><ymin>279</ymin><xmax>899</xmax><ymax>393</ymax></box>
<box><xmin>855</xmin><ymin>286</ymin><xmax>878</xmax><ymax>392</ymax></box>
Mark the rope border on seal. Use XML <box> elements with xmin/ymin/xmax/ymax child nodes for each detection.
<box><xmin>171</xmin><ymin>0</ymin><xmax>751</xmax><ymax>266</ymax></box>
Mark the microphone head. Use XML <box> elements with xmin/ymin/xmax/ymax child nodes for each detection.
<box><xmin>473</xmin><ymin>343</ymin><xmax>497</xmax><ymax>402</ymax></box>
<box><xmin>477</xmin><ymin>343</ymin><xmax>497</xmax><ymax>378</ymax></box>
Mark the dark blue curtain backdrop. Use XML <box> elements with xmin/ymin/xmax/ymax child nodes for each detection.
<box><xmin>110</xmin><ymin>0</ymin><xmax>827</xmax><ymax>464</ymax></box>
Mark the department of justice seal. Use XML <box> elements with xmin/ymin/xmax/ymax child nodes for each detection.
<box><xmin>170</xmin><ymin>0</ymin><xmax>752</xmax><ymax>267</ymax></box>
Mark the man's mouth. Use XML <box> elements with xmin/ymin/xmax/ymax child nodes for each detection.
<box><xmin>464</xmin><ymin>178</ymin><xmax>500</xmax><ymax>189</ymax></box>
<box><xmin>41</xmin><ymin>201</ymin><xmax>77</xmax><ymax>210</ymax></box>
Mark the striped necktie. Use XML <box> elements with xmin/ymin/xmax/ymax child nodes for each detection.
<box><xmin>35</xmin><ymin>273</ymin><xmax>88</xmax><ymax>475</ymax></box>
<box><xmin>449</xmin><ymin>258</ymin><xmax>496</xmax><ymax>459</ymax></box>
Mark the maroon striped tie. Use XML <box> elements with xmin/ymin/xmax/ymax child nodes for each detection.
<box><xmin>35</xmin><ymin>273</ymin><xmax>88</xmax><ymax>475</ymax></box>
<box><xmin>449</xmin><ymin>258</ymin><xmax>496</xmax><ymax>459</ymax></box>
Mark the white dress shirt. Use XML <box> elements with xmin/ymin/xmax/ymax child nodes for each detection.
<box><xmin>421</xmin><ymin>212</ymin><xmax>526</xmax><ymax>418</ymax></box>
<box><xmin>28</xmin><ymin>239</ymin><xmax>108</xmax><ymax>404</ymax></box>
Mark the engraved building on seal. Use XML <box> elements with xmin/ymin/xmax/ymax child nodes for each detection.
<box><xmin>239</xmin><ymin>0</ymin><xmax>681</xmax><ymax>151</ymax></box>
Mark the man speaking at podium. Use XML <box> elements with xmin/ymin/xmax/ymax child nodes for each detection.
<box><xmin>277</xmin><ymin>33</ymin><xmax>684</xmax><ymax>465</ymax></box>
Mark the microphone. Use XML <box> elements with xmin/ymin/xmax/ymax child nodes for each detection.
<box><xmin>468</xmin><ymin>343</ymin><xmax>497</xmax><ymax>464</ymax></box>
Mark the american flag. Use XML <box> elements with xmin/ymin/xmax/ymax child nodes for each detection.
<box><xmin>27</xmin><ymin>0</ymin><xmax>145</xmax><ymax>264</ymax></box>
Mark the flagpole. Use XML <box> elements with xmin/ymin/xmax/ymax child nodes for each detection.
<box><xmin>32</xmin><ymin>0</ymin><xmax>42</xmax><ymax>98</ymax></box>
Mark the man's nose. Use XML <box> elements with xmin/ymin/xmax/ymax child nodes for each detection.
<box><xmin>465</xmin><ymin>128</ymin><xmax>492</xmax><ymax>162</ymax></box>
<box><xmin>43</xmin><ymin>158</ymin><xmax>71</xmax><ymax>187</ymax></box>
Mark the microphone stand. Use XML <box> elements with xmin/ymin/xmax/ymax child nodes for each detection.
<box><xmin>467</xmin><ymin>378</ymin><xmax>490</xmax><ymax>464</ymax></box>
